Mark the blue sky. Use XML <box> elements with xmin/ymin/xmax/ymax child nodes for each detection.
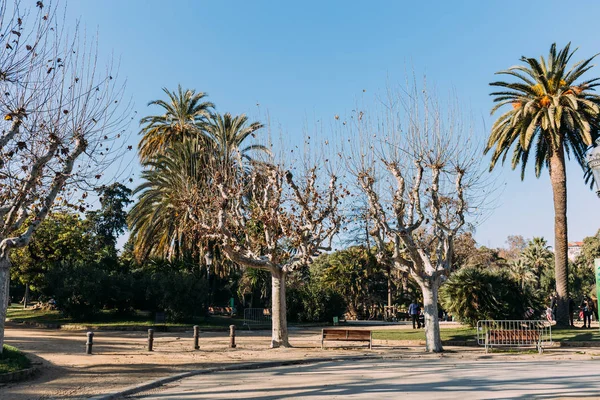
<box><xmin>67</xmin><ymin>0</ymin><xmax>600</xmax><ymax>249</ymax></box>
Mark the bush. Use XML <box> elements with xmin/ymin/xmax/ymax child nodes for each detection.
<box><xmin>287</xmin><ymin>282</ymin><xmax>346</xmax><ymax>323</ymax></box>
<box><xmin>45</xmin><ymin>261</ymin><xmax>108</xmax><ymax>320</ymax></box>
<box><xmin>145</xmin><ymin>270</ymin><xmax>208</xmax><ymax>322</ymax></box>
<box><xmin>439</xmin><ymin>267</ymin><xmax>543</xmax><ymax>326</ymax></box>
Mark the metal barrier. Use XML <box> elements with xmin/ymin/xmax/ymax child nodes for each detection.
<box><xmin>477</xmin><ymin>320</ymin><xmax>552</xmax><ymax>353</ymax></box>
<box><xmin>243</xmin><ymin>308</ymin><xmax>271</xmax><ymax>330</ymax></box>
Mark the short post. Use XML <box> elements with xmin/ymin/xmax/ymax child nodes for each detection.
<box><xmin>148</xmin><ymin>328</ymin><xmax>154</xmax><ymax>351</ymax></box>
<box><xmin>193</xmin><ymin>325</ymin><xmax>200</xmax><ymax>350</ymax></box>
<box><xmin>229</xmin><ymin>324</ymin><xmax>236</xmax><ymax>348</ymax></box>
<box><xmin>86</xmin><ymin>331</ymin><xmax>94</xmax><ymax>355</ymax></box>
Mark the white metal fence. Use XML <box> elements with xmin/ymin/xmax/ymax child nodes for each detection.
<box><xmin>243</xmin><ymin>308</ymin><xmax>271</xmax><ymax>329</ymax></box>
<box><xmin>477</xmin><ymin>320</ymin><xmax>553</xmax><ymax>353</ymax></box>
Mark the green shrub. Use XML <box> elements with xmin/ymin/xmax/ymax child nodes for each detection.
<box><xmin>287</xmin><ymin>282</ymin><xmax>346</xmax><ymax>323</ymax></box>
<box><xmin>439</xmin><ymin>267</ymin><xmax>543</xmax><ymax>326</ymax></box>
<box><xmin>145</xmin><ymin>270</ymin><xmax>208</xmax><ymax>322</ymax></box>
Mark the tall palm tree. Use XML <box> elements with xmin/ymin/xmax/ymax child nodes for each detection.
<box><xmin>129</xmin><ymin>113</ymin><xmax>268</xmax><ymax>262</ymax></box>
<box><xmin>138</xmin><ymin>85</ymin><xmax>214</xmax><ymax>162</ymax></box>
<box><xmin>485</xmin><ymin>43</ymin><xmax>600</xmax><ymax>325</ymax></box>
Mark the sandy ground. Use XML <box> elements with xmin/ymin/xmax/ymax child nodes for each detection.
<box><xmin>1</xmin><ymin>321</ymin><xmax>599</xmax><ymax>400</ymax></box>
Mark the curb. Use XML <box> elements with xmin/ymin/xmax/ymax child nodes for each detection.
<box><xmin>0</xmin><ymin>366</ymin><xmax>39</xmax><ymax>384</ymax></box>
<box><xmin>87</xmin><ymin>354</ymin><xmax>383</xmax><ymax>400</ymax></box>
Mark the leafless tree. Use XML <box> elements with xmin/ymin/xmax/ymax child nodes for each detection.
<box><xmin>0</xmin><ymin>0</ymin><xmax>129</xmax><ymax>353</ymax></box>
<box><xmin>347</xmin><ymin>82</ymin><xmax>492</xmax><ymax>352</ymax></box>
<box><xmin>193</xmin><ymin>157</ymin><xmax>342</xmax><ymax>347</ymax></box>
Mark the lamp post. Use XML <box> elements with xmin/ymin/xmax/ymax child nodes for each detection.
<box><xmin>204</xmin><ymin>251</ymin><xmax>213</xmax><ymax>278</ymax></box>
<box><xmin>204</xmin><ymin>251</ymin><xmax>213</xmax><ymax>308</ymax></box>
<box><xmin>587</xmin><ymin>138</ymin><xmax>600</xmax><ymax>197</ymax></box>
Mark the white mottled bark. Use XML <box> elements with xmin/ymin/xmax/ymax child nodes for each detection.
<box><xmin>0</xmin><ymin>256</ymin><xmax>10</xmax><ymax>354</ymax></box>
<box><xmin>420</xmin><ymin>279</ymin><xmax>443</xmax><ymax>353</ymax></box>
<box><xmin>270</xmin><ymin>270</ymin><xmax>289</xmax><ymax>348</ymax></box>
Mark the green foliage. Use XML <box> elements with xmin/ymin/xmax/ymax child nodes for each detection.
<box><xmin>0</xmin><ymin>345</ymin><xmax>31</xmax><ymax>374</ymax></box>
<box><xmin>440</xmin><ymin>267</ymin><xmax>544</xmax><ymax>326</ymax></box>
<box><xmin>486</xmin><ymin>43</ymin><xmax>600</xmax><ymax>178</ymax></box>
<box><xmin>138</xmin><ymin>85</ymin><xmax>214</xmax><ymax>162</ymax></box>
<box><xmin>286</xmin><ymin>280</ymin><xmax>346</xmax><ymax>323</ymax></box>
<box><xmin>311</xmin><ymin>246</ymin><xmax>390</xmax><ymax>319</ymax></box>
<box><xmin>86</xmin><ymin>183</ymin><xmax>133</xmax><ymax>251</ymax></box>
<box><xmin>45</xmin><ymin>261</ymin><xmax>109</xmax><ymax>320</ymax></box>
<box><xmin>572</xmin><ymin>230</ymin><xmax>600</xmax><ymax>299</ymax></box>
<box><xmin>144</xmin><ymin>269</ymin><xmax>208</xmax><ymax>322</ymax></box>
<box><xmin>10</xmin><ymin>212</ymin><xmax>93</xmax><ymax>290</ymax></box>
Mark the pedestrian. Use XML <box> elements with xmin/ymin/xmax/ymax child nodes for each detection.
<box><xmin>550</xmin><ymin>294</ymin><xmax>557</xmax><ymax>321</ymax></box>
<box><xmin>568</xmin><ymin>297</ymin><xmax>575</xmax><ymax>327</ymax></box>
<box><xmin>408</xmin><ymin>300</ymin><xmax>421</xmax><ymax>329</ymax></box>
<box><xmin>581</xmin><ymin>297</ymin><xmax>592</xmax><ymax>328</ymax></box>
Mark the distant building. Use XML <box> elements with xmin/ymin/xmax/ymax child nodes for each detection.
<box><xmin>568</xmin><ymin>242</ymin><xmax>583</xmax><ymax>261</ymax></box>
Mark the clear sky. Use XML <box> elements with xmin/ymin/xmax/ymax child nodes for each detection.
<box><xmin>66</xmin><ymin>0</ymin><xmax>600</xmax><ymax>249</ymax></box>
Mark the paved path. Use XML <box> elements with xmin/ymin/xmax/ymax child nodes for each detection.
<box><xmin>131</xmin><ymin>358</ymin><xmax>600</xmax><ymax>399</ymax></box>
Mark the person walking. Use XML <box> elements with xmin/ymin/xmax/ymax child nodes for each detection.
<box><xmin>409</xmin><ymin>300</ymin><xmax>421</xmax><ymax>329</ymax></box>
<box><xmin>581</xmin><ymin>297</ymin><xmax>593</xmax><ymax>328</ymax></box>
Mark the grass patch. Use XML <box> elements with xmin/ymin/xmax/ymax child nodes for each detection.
<box><xmin>373</xmin><ymin>327</ymin><xmax>478</xmax><ymax>342</ymax></box>
<box><xmin>0</xmin><ymin>345</ymin><xmax>31</xmax><ymax>374</ymax></box>
<box><xmin>373</xmin><ymin>326</ymin><xmax>600</xmax><ymax>343</ymax></box>
<box><xmin>549</xmin><ymin>327</ymin><xmax>600</xmax><ymax>342</ymax></box>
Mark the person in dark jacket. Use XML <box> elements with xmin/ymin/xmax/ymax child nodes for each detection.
<box><xmin>581</xmin><ymin>297</ymin><xmax>593</xmax><ymax>328</ymax></box>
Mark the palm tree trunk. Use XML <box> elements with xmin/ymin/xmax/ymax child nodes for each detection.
<box><xmin>549</xmin><ymin>147</ymin><xmax>569</xmax><ymax>326</ymax></box>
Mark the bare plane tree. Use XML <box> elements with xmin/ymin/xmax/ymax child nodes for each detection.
<box><xmin>0</xmin><ymin>0</ymin><xmax>129</xmax><ymax>353</ymax></box>
<box><xmin>194</xmin><ymin>159</ymin><xmax>341</xmax><ymax>347</ymax></box>
<box><xmin>348</xmin><ymin>83</ymin><xmax>491</xmax><ymax>352</ymax></box>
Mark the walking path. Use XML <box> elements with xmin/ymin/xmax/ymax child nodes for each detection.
<box><xmin>1</xmin><ymin>322</ymin><xmax>599</xmax><ymax>399</ymax></box>
<box><xmin>129</xmin><ymin>358</ymin><xmax>600</xmax><ymax>399</ymax></box>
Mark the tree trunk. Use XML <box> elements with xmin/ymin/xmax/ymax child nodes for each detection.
<box><xmin>270</xmin><ymin>269</ymin><xmax>289</xmax><ymax>348</ymax></box>
<box><xmin>0</xmin><ymin>256</ymin><xmax>10</xmax><ymax>354</ymax></box>
<box><xmin>549</xmin><ymin>148</ymin><xmax>569</xmax><ymax>326</ymax></box>
<box><xmin>420</xmin><ymin>278</ymin><xmax>443</xmax><ymax>353</ymax></box>
<box><xmin>23</xmin><ymin>284</ymin><xmax>29</xmax><ymax>309</ymax></box>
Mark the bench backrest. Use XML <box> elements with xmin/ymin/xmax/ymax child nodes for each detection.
<box><xmin>322</xmin><ymin>329</ymin><xmax>371</xmax><ymax>340</ymax></box>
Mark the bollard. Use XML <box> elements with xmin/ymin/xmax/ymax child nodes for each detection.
<box><xmin>229</xmin><ymin>324</ymin><xmax>236</xmax><ymax>348</ymax></box>
<box><xmin>148</xmin><ymin>328</ymin><xmax>154</xmax><ymax>351</ymax></box>
<box><xmin>193</xmin><ymin>325</ymin><xmax>200</xmax><ymax>350</ymax></box>
<box><xmin>86</xmin><ymin>331</ymin><xmax>94</xmax><ymax>354</ymax></box>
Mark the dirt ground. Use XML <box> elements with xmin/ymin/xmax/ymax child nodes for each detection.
<box><xmin>1</xmin><ymin>322</ymin><xmax>599</xmax><ymax>400</ymax></box>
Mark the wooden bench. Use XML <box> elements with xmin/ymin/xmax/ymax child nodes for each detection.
<box><xmin>321</xmin><ymin>328</ymin><xmax>372</xmax><ymax>349</ymax></box>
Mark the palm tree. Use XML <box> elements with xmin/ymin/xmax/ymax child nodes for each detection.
<box><xmin>204</xmin><ymin>112</ymin><xmax>267</xmax><ymax>173</ymax></box>
<box><xmin>485</xmin><ymin>43</ymin><xmax>600</xmax><ymax>325</ymax></box>
<box><xmin>128</xmin><ymin>139</ymin><xmax>210</xmax><ymax>261</ymax></box>
<box><xmin>509</xmin><ymin>259</ymin><xmax>537</xmax><ymax>290</ymax></box>
<box><xmin>129</xmin><ymin>114</ymin><xmax>268</xmax><ymax>262</ymax></box>
<box><xmin>138</xmin><ymin>85</ymin><xmax>214</xmax><ymax>162</ymax></box>
<box><xmin>522</xmin><ymin>237</ymin><xmax>554</xmax><ymax>285</ymax></box>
